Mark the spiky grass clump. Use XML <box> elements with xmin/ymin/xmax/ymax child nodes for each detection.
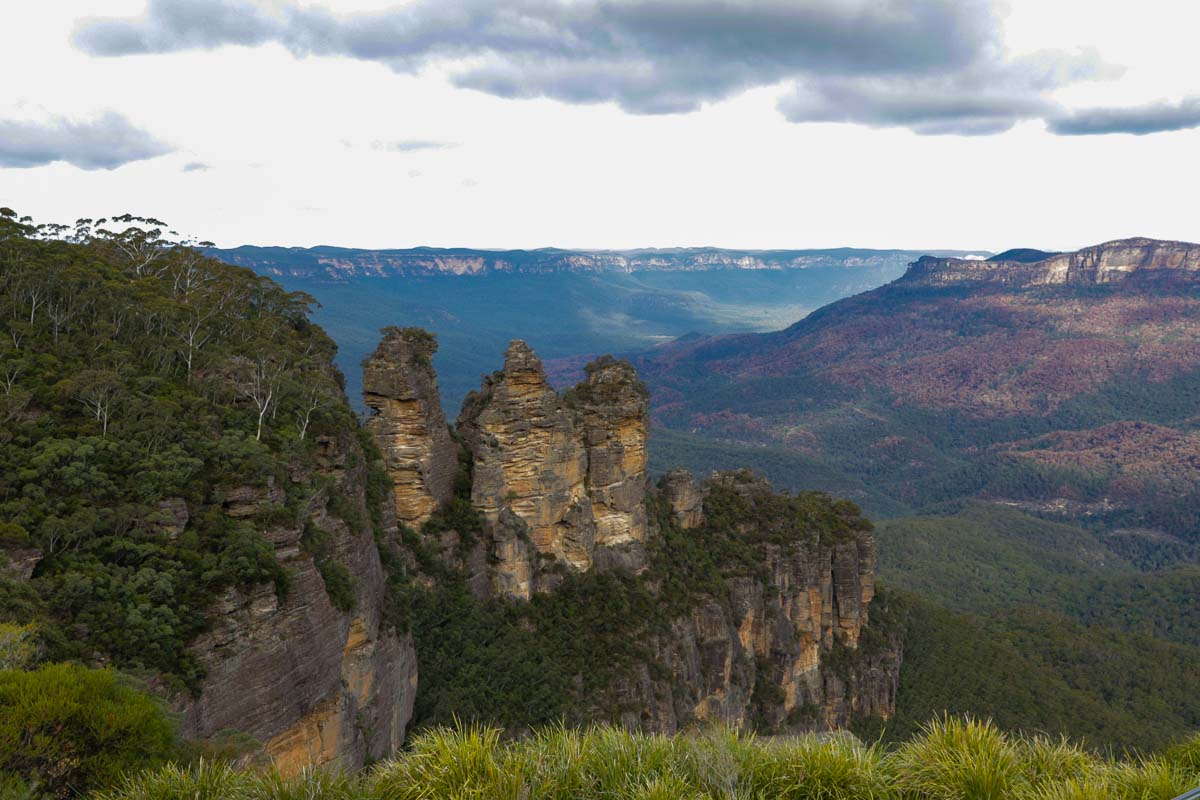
<box><xmin>371</xmin><ymin>724</ymin><xmax>527</xmax><ymax>800</ymax></box>
<box><xmin>98</xmin><ymin>761</ymin><xmax>257</xmax><ymax>800</ymax></box>
<box><xmin>735</xmin><ymin>733</ymin><xmax>893</xmax><ymax>800</ymax></box>
<box><xmin>1015</xmin><ymin>734</ymin><xmax>1098</xmax><ymax>787</ymax></box>
<box><xmin>101</xmin><ymin>719</ymin><xmax>1200</xmax><ymax>800</ymax></box>
<box><xmin>892</xmin><ymin>717</ymin><xmax>1028</xmax><ymax>799</ymax></box>
<box><xmin>1163</xmin><ymin>734</ymin><xmax>1200</xmax><ymax>775</ymax></box>
<box><xmin>368</xmin><ymin>723</ymin><xmax>893</xmax><ymax>800</ymax></box>
<box><xmin>99</xmin><ymin>761</ymin><xmax>362</xmax><ymax>800</ymax></box>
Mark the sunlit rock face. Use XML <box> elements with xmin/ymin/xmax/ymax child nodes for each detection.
<box><xmin>362</xmin><ymin>328</ymin><xmax>457</xmax><ymax>528</ymax></box>
<box><xmin>571</xmin><ymin>356</ymin><xmax>651</xmax><ymax>554</ymax></box>
<box><xmin>618</xmin><ymin>471</ymin><xmax>897</xmax><ymax>735</ymax></box>
<box><xmin>457</xmin><ymin>342</ymin><xmax>650</xmax><ymax>598</ymax></box>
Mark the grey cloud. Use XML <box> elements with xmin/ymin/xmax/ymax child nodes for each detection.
<box><xmin>74</xmin><ymin>0</ymin><xmax>1132</xmax><ymax>136</ymax></box>
<box><xmin>74</xmin><ymin>0</ymin><xmax>278</xmax><ymax>54</ymax></box>
<box><xmin>780</xmin><ymin>80</ymin><xmax>1046</xmax><ymax>136</ymax></box>
<box><xmin>777</xmin><ymin>51</ymin><xmax>1107</xmax><ymax>135</ymax></box>
<box><xmin>1047</xmin><ymin>97</ymin><xmax>1200</xmax><ymax>136</ymax></box>
<box><xmin>0</xmin><ymin>112</ymin><xmax>172</xmax><ymax>170</ymax></box>
<box><xmin>182</xmin><ymin>160</ymin><xmax>210</xmax><ymax>171</ymax></box>
<box><xmin>372</xmin><ymin>139</ymin><xmax>457</xmax><ymax>152</ymax></box>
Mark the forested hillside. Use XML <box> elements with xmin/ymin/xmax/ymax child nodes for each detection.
<box><xmin>628</xmin><ymin>241</ymin><xmax>1200</xmax><ymax>751</ymax></box>
<box><xmin>0</xmin><ymin>209</ymin><xmax>420</xmax><ymax>794</ymax></box>
<box><xmin>0</xmin><ymin>208</ymin><xmax>357</xmax><ymax>682</ymax></box>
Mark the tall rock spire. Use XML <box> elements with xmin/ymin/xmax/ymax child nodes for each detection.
<box><xmin>362</xmin><ymin>327</ymin><xmax>457</xmax><ymax>528</ymax></box>
<box><xmin>456</xmin><ymin>342</ymin><xmax>652</xmax><ymax>597</ymax></box>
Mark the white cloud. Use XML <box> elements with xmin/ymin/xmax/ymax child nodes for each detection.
<box><xmin>2</xmin><ymin>1</ymin><xmax>1199</xmax><ymax>251</ymax></box>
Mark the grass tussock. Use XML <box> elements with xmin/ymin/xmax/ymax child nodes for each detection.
<box><xmin>102</xmin><ymin>718</ymin><xmax>1200</xmax><ymax>800</ymax></box>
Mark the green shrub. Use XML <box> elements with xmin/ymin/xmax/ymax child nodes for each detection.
<box><xmin>0</xmin><ymin>664</ymin><xmax>177</xmax><ymax>799</ymax></box>
<box><xmin>0</xmin><ymin>624</ymin><xmax>37</xmax><ymax>671</ymax></box>
<box><xmin>0</xmin><ymin>523</ymin><xmax>30</xmax><ymax>549</ymax></box>
<box><xmin>316</xmin><ymin>560</ymin><xmax>356</xmax><ymax>613</ymax></box>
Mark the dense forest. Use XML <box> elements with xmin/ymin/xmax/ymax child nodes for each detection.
<box><xmin>0</xmin><ymin>208</ymin><xmax>356</xmax><ymax>689</ymax></box>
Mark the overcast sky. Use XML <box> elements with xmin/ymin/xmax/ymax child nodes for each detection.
<box><xmin>2</xmin><ymin>0</ymin><xmax>1199</xmax><ymax>251</ymax></box>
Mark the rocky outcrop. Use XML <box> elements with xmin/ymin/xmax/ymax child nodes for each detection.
<box><xmin>659</xmin><ymin>468</ymin><xmax>703</xmax><ymax>529</ymax></box>
<box><xmin>456</xmin><ymin>342</ymin><xmax>650</xmax><ymax>598</ymax></box>
<box><xmin>904</xmin><ymin>237</ymin><xmax>1200</xmax><ymax>288</ymax></box>
<box><xmin>180</xmin><ymin>430</ymin><xmax>416</xmax><ymax>774</ymax></box>
<box><xmin>0</xmin><ymin>548</ymin><xmax>41</xmax><ymax>581</ymax></box>
<box><xmin>363</xmin><ymin>327</ymin><xmax>457</xmax><ymax>528</ymax></box>
<box><xmin>618</xmin><ymin>471</ymin><xmax>898</xmax><ymax>734</ymax></box>
<box><xmin>571</xmin><ymin>357</ymin><xmax>651</xmax><ymax>556</ymax></box>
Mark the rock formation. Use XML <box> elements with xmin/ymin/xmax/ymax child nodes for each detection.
<box><xmin>363</xmin><ymin>328</ymin><xmax>457</xmax><ymax>528</ymax></box>
<box><xmin>904</xmin><ymin>237</ymin><xmax>1200</xmax><ymax>288</ymax></box>
<box><xmin>659</xmin><ymin>468</ymin><xmax>703</xmax><ymax>529</ymax></box>
<box><xmin>179</xmin><ymin>430</ymin><xmax>416</xmax><ymax>773</ymax></box>
<box><xmin>571</xmin><ymin>356</ymin><xmax>651</xmax><ymax>557</ymax></box>
<box><xmin>616</xmin><ymin>471</ymin><xmax>898</xmax><ymax>734</ymax></box>
<box><xmin>363</xmin><ymin>330</ymin><xmax>898</xmax><ymax>733</ymax></box>
<box><xmin>455</xmin><ymin>342</ymin><xmax>650</xmax><ymax>598</ymax></box>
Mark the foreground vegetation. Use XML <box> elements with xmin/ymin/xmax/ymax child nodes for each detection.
<box><xmin>104</xmin><ymin>718</ymin><xmax>1200</xmax><ymax>800</ymax></box>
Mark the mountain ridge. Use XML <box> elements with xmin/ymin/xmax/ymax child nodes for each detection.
<box><xmin>631</xmin><ymin>235</ymin><xmax>1200</xmax><ymax>529</ymax></box>
<box><xmin>902</xmin><ymin>236</ymin><xmax>1200</xmax><ymax>288</ymax></box>
<box><xmin>211</xmin><ymin>245</ymin><xmax>991</xmax><ymax>281</ymax></box>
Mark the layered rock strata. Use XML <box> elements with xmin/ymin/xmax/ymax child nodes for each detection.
<box><xmin>905</xmin><ymin>237</ymin><xmax>1200</xmax><ymax>288</ymax></box>
<box><xmin>456</xmin><ymin>342</ymin><xmax>650</xmax><ymax>598</ymax></box>
<box><xmin>180</xmin><ymin>431</ymin><xmax>416</xmax><ymax>773</ymax></box>
<box><xmin>363</xmin><ymin>328</ymin><xmax>457</xmax><ymax>528</ymax></box>
<box><xmin>618</xmin><ymin>471</ymin><xmax>898</xmax><ymax>734</ymax></box>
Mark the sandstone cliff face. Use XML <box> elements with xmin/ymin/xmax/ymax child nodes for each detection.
<box><xmin>571</xmin><ymin>357</ymin><xmax>651</xmax><ymax>555</ymax></box>
<box><xmin>905</xmin><ymin>238</ymin><xmax>1200</xmax><ymax>288</ymax></box>
<box><xmin>363</xmin><ymin>328</ymin><xmax>457</xmax><ymax>528</ymax></box>
<box><xmin>180</xmin><ymin>431</ymin><xmax>416</xmax><ymax>774</ymax></box>
<box><xmin>659</xmin><ymin>468</ymin><xmax>703</xmax><ymax>530</ymax></box>
<box><xmin>455</xmin><ymin>342</ymin><xmax>650</xmax><ymax>598</ymax></box>
<box><xmin>617</xmin><ymin>472</ymin><xmax>898</xmax><ymax>734</ymax></box>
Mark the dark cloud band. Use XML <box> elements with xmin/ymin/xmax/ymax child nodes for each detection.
<box><xmin>0</xmin><ymin>112</ymin><xmax>172</xmax><ymax>170</ymax></box>
<box><xmin>1048</xmin><ymin>97</ymin><xmax>1200</xmax><ymax>136</ymax></box>
<box><xmin>73</xmin><ymin>0</ymin><xmax>1160</xmax><ymax>137</ymax></box>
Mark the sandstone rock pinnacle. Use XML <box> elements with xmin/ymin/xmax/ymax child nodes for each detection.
<box><xmin>363</xmin><ymin>327</ymin><xmax>457</xmax><ymax>528</ymax></box>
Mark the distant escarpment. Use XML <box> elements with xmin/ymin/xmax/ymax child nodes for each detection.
<box><xmin>904</xmin><ymin>237</ymin><xmax>1200</xmax><ymax>288</ymax></box>
<box><xmin>212</xmin><ymin>244</ymin><xmax>987</xmax><ymax>281</ymax></box>
<box><xmin>365</xmin><ymin>334</ymin><xmax>898</xmax><ymax>734</ymax></box>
